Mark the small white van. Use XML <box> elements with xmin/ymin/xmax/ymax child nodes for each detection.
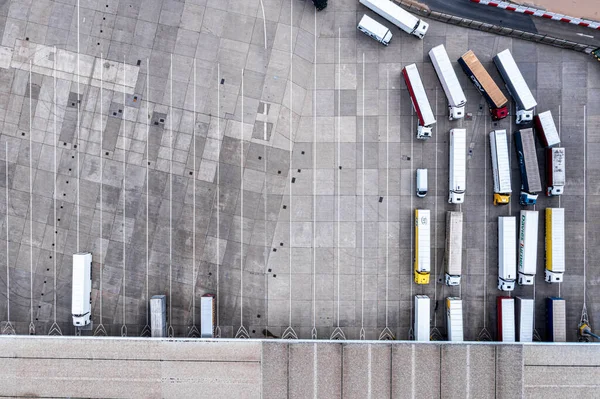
<box><xmin>416</xmin><ymin>168</ymin><xmax>427</xmax><ymax>198</ymax></box>
<box><xmin>357</xmin><ymin>14</ymin><xmax>392</xmax><ymax>46</ymax></box>
<box><xmin>72</xmin><ymin>252</ymin><xmax>92</xmax><ymax>327</ymax></box>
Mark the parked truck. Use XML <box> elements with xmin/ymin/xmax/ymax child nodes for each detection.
<box><xmin>444</xmin><ymin>211</ymin><xmax>463</xmax><ymax>286</ymax></box>
<box><xmin>545</xmin><ymin>208</ymin><xmax>565</xmax><ymax>283</ymax></box>
<box><xmin>546</xmin><ymin>297</ymin><xmax>566</xmax><ymax>342</ymax></box>
<box><xmin>414</xmin><ymin>209</ymin><xmax>431</xmax><ymax>284</ymax></box>
<box><xmin>429</xmin><ymin>45</ymin><xmax>466</xmax><ymax>120</ymax></box>
<box><xmin>458</xmin><ymin>50</ymin><xmax>508</xmax><ymax>120</ymax></box>
<box><xmin>150</xmin><ymin>295</ymin><xmax>167</xmax><ymax>338</ymax></box>
<box><xmin>518</xmin><ymin>210</ymin><xmax>539</xmax><ymax>285</ymax></box>
<box><xmin>359</xmin><ymin>0</ymin><xmax>429</xmax><ymax>39</ymax></box>
<box><xmin>516</xmin><ymin>297</ymin><xmax>534</xmax><ymax>342</ymax></box>
<box><xmin>497</xmin><ymin>296</ymin><xmax>516</xmax><ymax>342</ymax></box>
<box><xmin>546</xmin><ymin>147</ymin><xmax>565</xmax><ymax>196</ymax></box>
<box><xmin>201</xmin><ymin>293</ymin><xmax>216</xmax><ymax>338</ymax></box>
<box><xmin>446</xmin><ymin>297</ymin><xmax>464</xmax><ymax>342</ymax></box>
<box><xmin>72</xmin><ymin>252</ymin><xmax>92</xmax><ymax>327</ymax></box>
<box><xmin>498</xmin><ymin>216</ymin><xmax>517</xmax><ymax>291</ymax></box>
<box><xmin>514</xmin><ymin>129</ymin><xmax>542</xmax><ymax>205</ymax></box>
<box><xmin>402</xmin><ymin>63</ymin><xmax>436</xmax><ymax>139</ymax></box>
<box><xmin>489</xmin><ymin>130</ymin><xmax>512</xmax><ymax>205</ymax></box>
<box><xmin>415</xmin><ymin>295</ymin><xmax>430</xmax><ymax>341</ymax></box>
<box><xmin>534</xmin><ymin>110</ymin><xmax>560</xmax><ymax>148</ymax></box>
<box><xmin>493</xmin><ymin>49</ymin><xmax>537</xmax><ymax>124</ymax></box>
<box><xmin>357</xmin><ymin>14</ymin><xmax>393</xmax><ymax>46</ymax></box>
<box><xmin>449</xmin><ymin>128</ymin><xmax>466</xmax><ymax>204</ymax></box>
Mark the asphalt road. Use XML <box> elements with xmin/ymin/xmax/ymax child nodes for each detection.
<box><xmin>420</xmin><ymin>0</ymin><xmax>600</xmax><ymax>48</ymax></box>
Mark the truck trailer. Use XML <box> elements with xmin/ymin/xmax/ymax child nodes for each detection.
<box><xmin>534</xmin><ymin>110</ymin><xmax>560</xmax><ymax>148</ymax></box>
<box><xmin>545</xmin><ymin>208</ymin><xmax>565</xmax><ymax>283</ymax></box>
<box><xmin>72</xmin><ymin>252</ymin><xmax>93</xmax><ymax>327</ymax></box>
<box><xmin>414</xmin><ymin>209</ymin><xmax>431</xmax><ymax>284</ymax></box>
<box><xmin>518</xmin><ymin>210</ymin><xmax>539</xmax><ymax>285</ymax></box>
<box><xmin>444</xmin><ymin>211</ymin><xmax>463</xmax><ymax>286</ymax></box>
<box><xmin>201</xmin><ymin>294</ymin><xmax>216</xmax><ymax>338</ymax></box>
<box><xmin>498</xmin><ymin>216</ymin><xmax>517</xmax><ymax>291</ymax></box>
<box><xmin>546</xmin><ymin>147</ymin><xmax>565</xmax><ymax>196</ymax></box>
<box><xmin>449</xmin><ymin>128</ymin><xmax>466</xmax><ymax>204</ymax></box>
<box><xmin>446</xmin><ymin>297</ymin><xmax>464</xmax><ymax>342</ymax></box>
<box><xmin>402</xmin><ymin>63</ymin><xmax>436</xmax><ymax>139</ymax></box>
<box><xmin>458</xmin><ymin>50</ymin><xmax>508</xmax><ymax>120</ymax></box>
<box><xmin>359</xmin><ymin>0</ymin><xmax>429</xmax><ymax>39</ymax></box>
<box><xmin>489</xmin><ymin>130</ymin><xmax>512</xmax><ymax>205</ymax></box>
<box><xmin>357</xmin><ymin>14</ymin><xmax>393</xmax><ymax>46</ymax></box>
<box><xmin>429</xmin><ymin>45</ymin><xmax>466</xmax><ymax>120</ymax></box>
<box><xmin>415</xmin><ymin>295</ymin><xmax>431</xmax><ymax>341</ymax></box>
<box><xmin>546</xmin><ymin>297</ymin><xmax>566</xmax><ymax>342</ymax></box>
<box><xmin>150</xmin><ymin>295</ymin><xmax>167</xmax><ymax>337</ymax></box>
<box><xmin>514</xmin><ymin>129</ymin><xmax>542</xmax><ymax>205</ymax></box>
<box><xmin>516</xmin><ymin>297</ymin><xmax>534</xmax><ymax>342</ymax></box>
<box><xmin>493</xmin><ymin>49</ymin><xmax>537</xmax><ymax>124</ymax></box>
<box><xmin>497</xmin><ymin>296</ymin><xmax>516</xmax><ymax>342</ymax></box>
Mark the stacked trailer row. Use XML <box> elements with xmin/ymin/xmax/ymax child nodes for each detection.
<box><xmin>493</xmin><ymin>49</ymin><xmax>537</xmax><ymax>124</ymax></box>
<box><xmin>429</xmin><ymin>45</ymin><xmax>467</xmax><ymax>120</ymax></box>
<box><xmin>402</xmin><ymin>64</ymin><xmax>436</xmax><ymax>139</ymax></box>
<box><xmin>458</xmin><ymin>50</ymin><xmax>508</xmax><ymax>120</ymax></box>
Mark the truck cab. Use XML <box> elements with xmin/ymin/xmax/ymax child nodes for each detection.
<box><xmin>412</xmin><ymin>20</ymin><xmax>428</xmax><ymax>39</ymax></box>
<box><xmin>494</xmin><ymin>193</ymin><xmax>510</xmax><ymax>205</ymax></box>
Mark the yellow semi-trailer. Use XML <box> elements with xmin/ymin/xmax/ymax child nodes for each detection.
<box><xmin>545</xmin><ymin>208</ymin><xmax>565</xmax><ymax>283</ymax></box>
<box><xmin>489</xmin><ymin>130</ymin><xmax>512</xmax><ymax>205</ymax></box>
<box><xmin>414</xmin><ymin>209</ymin><xmax>431</xmax><ymax>284</ymax></box>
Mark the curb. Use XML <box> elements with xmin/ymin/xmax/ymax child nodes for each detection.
<box><xmin>470</xmin><ymin>0</ymin><xmax>600</xmax><ymax>30</ymax></box>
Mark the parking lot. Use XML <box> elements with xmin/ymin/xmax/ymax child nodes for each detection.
<box><xmin>0</xmin><ymin>0</ymin><xmax>598</xmax><ymax>341</ymax></box>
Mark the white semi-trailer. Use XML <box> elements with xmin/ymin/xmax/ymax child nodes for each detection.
<box><xmin>150</xmin><ymin>295</ymin><xmax>167</xmax><ymax>338</ymax></box>
<box><xmin>546</xmin><ymin>297</ymin><xmax>566</xmax><ymax>342</ymax></box>
<box><xmin>518</xmin><ymin>210</ymin><xmax>539</xmax><ymax>285</ymax></box>
<box><xmin>429</xmin><ymin>44</ymin><xmax>467</xmax><ymax>120</ymax></box>
<box><xmin>359</xmin><ymin>0</ymin><xmax>429</xmax><ymax>39</ymax></box>
<box><xmin>415</xmin><ymin>295</ymin><xmax>430</xmax><ymax>341</ymax></box>
<box><xmin>72</xmin><ymin>252</ymin><xmax>93</xmax><ymax>327</ymax></box>
<box><xmin>498</xmin><ymin>216</ymin><xmax>517</xmax><ymax>291</ymax></box>
<box><xmin>545</xmin><ymin>208</ymin><xmax>565</xmax><ymax>283</ymax></box>
<box><xmin>497</xmin><ymin>296</ymin><xmax>516</xmax><ymax>342</ymax></box>
<box><xmin>516</xmin><ymin>297</ymin><xmax>534</xmax><ymax>342</ymax></box>
<box><xmin>402</xmin><ymin>64</ymin><xmax>436</xmax><ymax>139</ymax></box>
<box><xmin>493</xmin><ymin>49</ymin><xmax>537</xmax><ymax>124</ymax></box>
<box><xmin>535</xmin><ymin>110</ymin><xmax>561</xmax><ymax>148</ymax></box>
<box><xmin>444</xmin><ymin>211</ymin><xmax>463</xmax><ymax>286</ymax></box>
<box><xmin>546</xmin><ymin>147</ymin><xmax>565</xmax><ymax>196</ymax></box>
<box><xmin>446</xmin><ymin>298</ymin><xmax>464</xmax><ymax>342</ymax></box>
<box><xmin>449</xmin><ymin>128</ymin><xmax>466</xmax><ymax>203</ymax></box>
<box><xmin>489</xmin><ymin>130</ymin><xmax>512</xmax><ymax>205</ymax></box>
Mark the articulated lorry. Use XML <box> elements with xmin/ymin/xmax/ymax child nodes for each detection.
<box><xmin>489</xmin><ymin>130</ymin><xmax>512</xmax><ymax>205</ymax></box>
<box><xmin>446</xmin><ymin>298</ymin><xmax>464</xmax><ymax>342</ymax></box>
<box><xmin>402</xmin><ymin>63</ymin><xmax>436</xmax><ymax>139</ymax></box>
<box><xmin>535</xmin><ymin>110</ymin><xmax>560</xmax><ymax>148</ymax></box>
<box><xmin>518</xmin><ymin>210</ymin><xmax>539</xmax><ymax>285</ymax></box>
<box><xmin>359</xmin><ymin>0</ymin><xmax>429</xmax><ymax>39</ymax></box>
<box><xmin>493</xmin><ymin>49</ymin><xmax>537</xmax><ymax>124</ymax></box>
<box><xmin>444</xmin><ymin>211</ymin><xmax>463</xmax><ymax>286</ymax></box>
<box><xmin>415</xmin><ymin>295</ymin><xmax>431</xmax><ymax>342</ymax></box>
<box><xmin>514</xmin><ymin>129</ymin><xmax>542</xmax><ymax>205</ymax></box>
<box><xmin>458</xmin><ymin>50</ymin><xmax>508</xmax><ymax>120</ymax></box>
<box><xmin>414</xmin><ymin>209</ymin><xmax>431</xmax><ymax>284</ymax></box>
<box><xmin>498</xmin><ymin>216</ymin><xmax>517</xmax><ymax>291</ymax></box>
<box><xmin>516</xmin><ymin>297</ymin><xmax>534</xmax><ymax>342</ymax></box>
<box><xmin>546</xmin><ymin>297</ymin><xmax>566</xmax><ymax>342</ymax></box>
<box><xmin>545</xmin><ymin>208</ymin><xmax>565</xmax><ymax>283</ymax></box>
<box><xmin>546</xmin><ymin>147</ymin><xmax>565</xmax><ymax>196</ymax></box>
<box><xmin>497</xmin><ymin>296</ymin><xmax>516</xmax><ymax>342</ymax></box>
<box><xmin>449</xmin><ymin>128</ymin><xmax>466</xmax><ymax>204</ymax></box>
<box><xmin>429</xmin><ymin>45</ymin><xmax>466</xmax><ymax>120</ymax></box>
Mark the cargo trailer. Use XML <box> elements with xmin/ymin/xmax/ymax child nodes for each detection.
<box><xmin>458</xmin><ymin>50</ymin><xmax>508</xmax><ymax>120</ymax></box>
<box><xmin>518</xmin><ymin>210</ymin><xmax>538</xmax><ymax>285</ymax></box>
<box><xmin>497</xmin><ymin>296</ymin><xmax>516</xmax><ymax>342</ymax></box>
<box><xmin>545</xmin><ymin>208</ymin><xmax>565</xmax><ymax>283</ymax></box>
<box><xmin>201</xmin><ymin>294</ymin><xmax>216</xmax><ymax>338</ymax></box>
<box><xmin>414</xmin><ymin>209</ymin><xmax>431</xmax><ymax>284</ymax></box>
<box><xmin>514</xmin><ymin>129</ymin><xmax>542</xmax><ymax>205</ymax></box>
<box><xmin>546</xmin><ymin>147</ymin><xmax>565</xmax><ymax>196</ymax></box>
<box><xmin>415</xmin><ymin>295</ymin><xmax>430</xmax><ymax>342</ymax></box>
<box><xmin>357</xmin><ymin>14</ymin><xmax>393</xmax><ymax>46</ymax></box>
<box><xmin>359</xmin><ymin>0</ymin><xmax>429</xmax><ymax>39</ymax></box>
<box><xmin>429</xmin><ymin>45</ymin><xmax>466</xmax><ymax>120</ymax></box>
<box><xmin>150</xmin><ymin>295</ymin><xmax>167</xmax><ymax>338</ymax></box>
<box><xmin>402</xmin><ymin>63</ymin><xmax>436</xmax><ymax>139</ymax></box>
<box><xmin>444</xmin><ymin>211</ymin><xmax>463</xmax><ymax>286</ymax></box>
<box><xmin>516</xmin><ymin>297</ymin><xmax>534</xmax><ymax>342</ymax></box>
<box><xmin>446</xmin><ymin>297</ymin><xmax>464</xmax><ymax>342</ymax></box>
<box><xmin>72</xmin><ymin>252</ymin><xmax>93</xmax><ymax>327</ymax></box>
<box><xmin>489</xmin><ymin>130</ymin><xmax>512</xmax><ymax>205</ymax></box>
<box><xmin>546</xmin><ymin>297</ymin><xmax>566</xmax><ymax>342</ymax></box>
<box><xmin>449</xmin><ymin>128</ymin><xmax>466</xmax><ymax>204</ymax></box>
<box><xmin>493</xmin><ymin>49</ymin><xmax>537</xmax><ymax>124</ymax></box>
<box><xmin>534</xmin><ymin>111</ymin><xmax>560</xmax><ymax>148</ymax></box>
<box><xmin>498</xmin><ymin>216</ymin><xmax>517</xmax><ymax>291</ymax></box>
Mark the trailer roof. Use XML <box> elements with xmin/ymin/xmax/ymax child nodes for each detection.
<box><xmin>460</xmin><ymin>50</ymin><xmax>508</xmax><ymax>109</ymax></box>
<box><xmin>494</xmin><ymin>49</ymin><xmax>537</xmax><ymax>111</ymax></box>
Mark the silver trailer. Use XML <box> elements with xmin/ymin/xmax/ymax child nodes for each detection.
<box><xmin>444</xmin><ymin>211</ymin><xmax>463</xmax><ymax>286</ymax></box>
<box><xmin>150</xmin><ymin>295</ymin><xmax>167</xmax><ymax>338</ymax></box>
